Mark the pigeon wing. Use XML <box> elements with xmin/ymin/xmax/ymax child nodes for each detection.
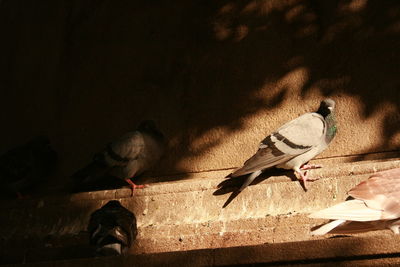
<box><xmin>349</xmin><ymin>168</ymin><xmax>400</xmax><ymax>218</ymax></box>
<box><xmin>308</xmin><ymin>199</ymin><xmax>395</xmax><ymax>221</ymax></box>
<box><xmin>319</xmin><ymin>220</ymin><xmax>396</xmax><ymax>235</ymax></box>
<box><xmin>274</xmin><ymin>113</ymin><xmax>326</xmax><ymax>151</ymax></box>
<box><xmin>231</xmin><ymin>113</ymin><xmax>325</xmax><ymax>177</ymax></box>
<box><xmin>105</xmin><ymin>132</ymin><xmax>145</xmax><ymax>166</ymax></box>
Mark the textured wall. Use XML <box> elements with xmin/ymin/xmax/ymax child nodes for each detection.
<box><xmin>0</xmin><ymin>0</ymin><xmax>399</xmax><ymax>191</ymax></box>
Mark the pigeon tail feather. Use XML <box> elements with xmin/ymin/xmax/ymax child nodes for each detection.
<box><xmin>239</xmin><ymin>170</ymin><xmax>262</xmax><ymax>192</ymax></box>
<box><xmin>71</xmin><ymin>160</ymin><xmax>109</xmax><ymax>184</ymax></box>
<box><xmin>310</xmin><ymin>219</ymin><xmax>346</xmax><ymax>235</ymax></box>
<box><xmin>308</xmin><ymin>199</ymin><xmax>386</xmax><ymax>221</ymax></box>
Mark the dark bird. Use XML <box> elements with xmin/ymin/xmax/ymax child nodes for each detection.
<box><xmin>88</xmin><ymin>200</ymin><xmax>137</xmax><ymax>256</ymax></box>
<box><xmin>72</xmin><ymin>120</ymin><xmax>165</xmax><ymax>195</ymax></box>
<box><xmin>0</xmin><ymin>136</ymin><xmax>58</xmax><ymax>198</ymax></box>
<box><xmin>230</xmin><ymin>99</ymin><xmax>337</xmax><ymax>191</ymax></box>
<box><xmin>310</xmin><ymin>168</ymin><xmax>400</xmax><ymax>235</ymax></box>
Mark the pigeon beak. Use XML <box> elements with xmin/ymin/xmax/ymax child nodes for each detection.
<box><xmin>328</xmin><ymin>107</ymin><xmax>333</xmax><ymax>111</ymax></box>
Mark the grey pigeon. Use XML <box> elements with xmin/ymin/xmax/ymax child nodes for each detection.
<box><xmin>310</xmin><ymin>168</ymin><xmax>400</xmax><ymax>235</ymax></box>
<box><xmin>72</xmin><ymin>120</ymin><xmax>165</xmax><ymax>195</ymax></box>
<box><xmin>0</xmin><ymin>136</ymin><xmax>58</xmax><ymax>198</ymax></box>
<box><xmin>88</xmin><ymin>200</ymin><xmax>137</xmax><ymax>256</ymax></box>
<box><xmin>230</xmin><ymin>99</ymin><xmax>337</xmax><ymax>191</ymax></box>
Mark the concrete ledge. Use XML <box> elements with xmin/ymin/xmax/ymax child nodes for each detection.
<box><xmin>6</xmin><ymin>234</ymin><xmax>400</xmax><ymax>266</ymax></box>
<box><xmin>0</xmin><ymin>155</ymin><xmax>400</xmax><ymax>265</ymax></box>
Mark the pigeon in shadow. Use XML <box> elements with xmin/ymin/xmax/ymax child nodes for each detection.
<box><xmin>310</xmin><ymin>168</ymin><xmax>400</xmax><ymax>235</ymax></box>
<box><xmin>88</xmin><ymin>200</ymin><xmax>137</xmax><ymax>256</ymax></box>
<box><xmin>72</xmin><ymin>120</ymin><xmax>165</xmax><ymax>195</ymax></box>
<box><xmin>0</xmin><ymin>136</ymin><xmax>58</xmax><ymax>198</ymax></box>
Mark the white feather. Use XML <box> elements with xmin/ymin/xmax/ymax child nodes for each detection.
<box><xmin>310</xmin><ymin>219</ymin><xmax>346</xmax><ymax>235</ymax></box>
<box><xmin>309</xmin><ymin>199</ymin><xmax>389</xmax><ymax>221</ymax></box>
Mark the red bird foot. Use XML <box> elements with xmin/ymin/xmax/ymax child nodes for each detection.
<box><xmin>295</xmin><ymin>170</ymin><xmax>320</xmax><ymax>191</ymax></box>
<box><xmin>300</xmin><ymin>164</ymin><xmax>322</xmax><ymax>170</ymax></box>
<box><xmin>125</xmin><ymin>179</ymin><xmax>148</xmax><ymax>196</ymax></box>
<box><xmin>16</xmin><ymin>192</ymin><xmax>30</xmax><ymax>200</ymax></box>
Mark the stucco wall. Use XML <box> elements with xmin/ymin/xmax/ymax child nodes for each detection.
<box><xmin>0</xmin><ymin>0</ymin><xmax>399</xmax><ymax>191</ymax></box>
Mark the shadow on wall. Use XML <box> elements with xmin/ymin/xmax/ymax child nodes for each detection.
<box><xmin>0</xmin><ymin>0</ymin><xmax>399</xmax><ymax>193</ymax></box>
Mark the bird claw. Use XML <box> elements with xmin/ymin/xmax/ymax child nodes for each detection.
<box><xmin>296</xmin><ymin>170</ymin><xmax>319</xmax><ymax>190</ymax></box>
<box><xmin>16</xmin><ymin>192</ymin><xmax>30</xmax><ymax>200</ymax></box>
<box><xmin>125</xmin><ymin>178</ymin><xmax>148</xmax><ymax>197</ymax></box>
<box><xmin>300</xmin><ymin>164</ymin><xmax>322</xmax><ymax>170</ymax></box>
<box><xmin>133</xmin><ymin>184</ymin><xmax>148</xmax><ymax>189</ymax></box>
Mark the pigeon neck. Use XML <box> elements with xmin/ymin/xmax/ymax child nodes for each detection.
<box><xmin>325</xmin><ymin>113</ymin><xmax>337</xmax><ymax>143</ymax></box>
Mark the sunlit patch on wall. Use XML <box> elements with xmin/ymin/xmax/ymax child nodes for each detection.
<box><xmin>213</xmin><ymin>21</ymin><xmax>232</xmax><ymax>41</ymax></box>
<box><xmin>258</xmin><ymin>0</ymin><xmax>302</xmax><ymax>16</ymax></box>
<box><xmin>295</xmin><ymin>24</ymin><xmax>318</xmax><ymax>38</ymax></box>
<box><xmin>234</xmin><ymin>25</ymin><xmax>249</xmax><ymax>42</ymax></box>
<box><xmin>285</xmin><ymin>4</ymin><xmax>306</xmax><ymax>23</ymax></box>
<box><xmin>339</xmin><ymin>0</ymin><xmax>368</xmax><ymax>13</ymax></box>
<box><xmin>219</xmin><ymin>3</ymin><xmax>236</xmax><ymax>15</ymax></box>
<box><xmin>242</xmin><ymin>1</ymin><xmax>259</xmax><ymax>15</ymax></box>
<box><xmin>284</xmin><ymin>56</ymin><xmax>304</xmax><ymax>70</ymax></box>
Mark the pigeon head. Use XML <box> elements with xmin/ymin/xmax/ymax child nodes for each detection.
<box><xmin>137</xmin><ymin>120</ymin><xmax>164</xmax><ymax>139</ymax></box>
<box><xmin>317</xmin><ymin>99</ymin><xmax>335</xmax><ymax>117</ymax></box>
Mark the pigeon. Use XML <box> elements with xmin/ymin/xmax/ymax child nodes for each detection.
<box><xmin>0</xmin><ymin>136</ymin><xmax>58</xmax><ymax>198</ymax></box>
<box><xmin>88</xmin><ymin>200</ymin><xmax>137</xmax><ymax>256</ymax></box>
<box><xmin>230</xmin><ymin>99</ymin><xmax>337</xmax><ymax>191</ymax></box>
<box><xmin>72</xmin><ymin>120</ymin><xmax>165</xmax><ymax>195</ymax></box>
<box><xmin>309</xmin><ymin>168</ymin><xmax>400</xmax><ymax>235</ymax></box>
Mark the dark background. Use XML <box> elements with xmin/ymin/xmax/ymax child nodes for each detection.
<box><xmin>0</xmin><ymin>0</ymin><xmax>399</xmax><ymax>192</ymax></box>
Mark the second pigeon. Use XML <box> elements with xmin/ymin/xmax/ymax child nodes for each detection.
<box><xmin>72</xmin><ymin>120</ymin><xmax>165</xmax><ymax>195</ymax></box>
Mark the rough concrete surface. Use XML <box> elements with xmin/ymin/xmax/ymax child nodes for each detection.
<box><xmin>1</xmin><ymin>157</ymin><xmax>400</xmax><ymax>265</ymax></box>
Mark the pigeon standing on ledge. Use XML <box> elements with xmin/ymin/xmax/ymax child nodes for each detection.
<box><xmin>72</xmin><ymin>120</ymin><xmax>165</xmax><ymax>195</ymax></box>
<box><xmin>229</xmin><ymin>99</ymin><xmax>337</xmax><ymax>191</ymax></box>
<box><xmin>0</xmin><ymin>136</ymin><xmax>58</xmax><ymax>198</ymax></box>
<box><xmin>310</xmin><ymin>168</ymin><xmax>400</xmax><ymax>235</ymax></box>
<box><xmin>88</xmin><ymin>200</ymin><xmax>137</xmax><ymax>256</ymax></box>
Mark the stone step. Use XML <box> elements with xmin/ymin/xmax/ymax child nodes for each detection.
<box><xmin>0</xmin><ymin>157</ymin><xmax>399</xmax><ymax>265</ymax></box>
